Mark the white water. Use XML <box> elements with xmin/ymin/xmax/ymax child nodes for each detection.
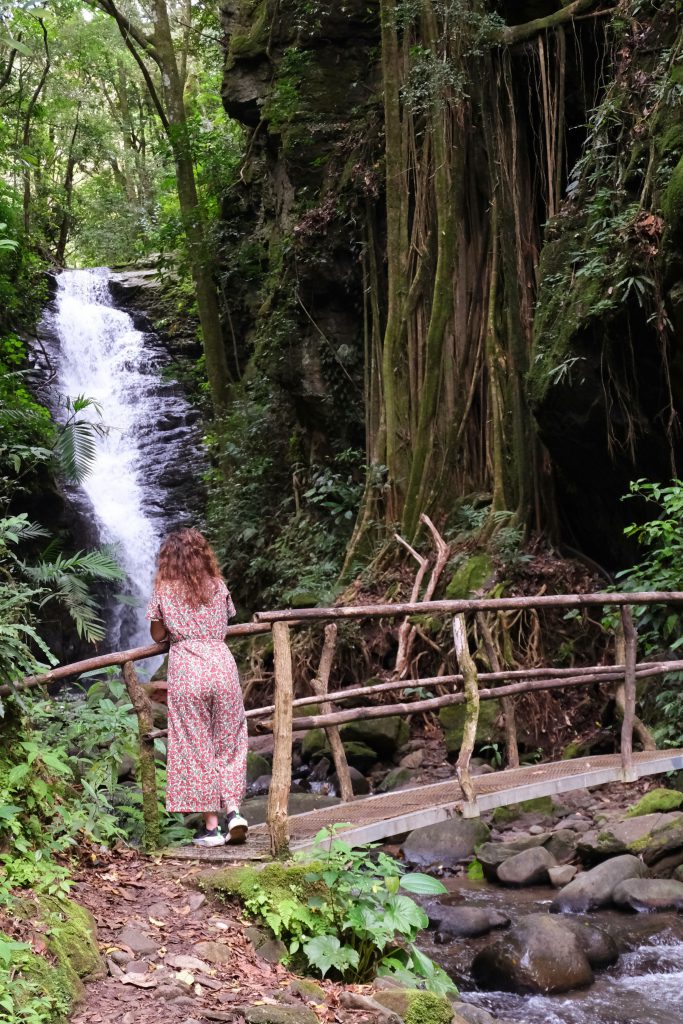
<box><xmin>46</xmin><ymin>267</ymin><xmax>200</xmax><ymax>652</ymax></box>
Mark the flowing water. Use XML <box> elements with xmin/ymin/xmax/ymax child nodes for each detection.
<box><xmin>37</xmin><ymin>267</ymin><xmax>203</xmax><ymax>654</ymax></box>
<box><xmin>419</xmin><ymin>879</ymin><xmax>683</xmax><ymax>1024</ymax></box>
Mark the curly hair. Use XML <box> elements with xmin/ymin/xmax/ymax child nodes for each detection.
<box><xmin>154</xmin><ymin>528</ymin><xmax>223</xmax><ymax>608</ymax></box>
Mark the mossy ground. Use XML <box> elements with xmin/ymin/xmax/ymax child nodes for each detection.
<box><xmin>374</xmin><ymin>988</ymin><xmax>454</xmax><ymax>1024</ymax></box>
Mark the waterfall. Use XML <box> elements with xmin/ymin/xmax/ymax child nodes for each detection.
<box><xmin>39</xmin><ymin>267</ymin><xmax>203</xmax><ymax>655</ymax></box>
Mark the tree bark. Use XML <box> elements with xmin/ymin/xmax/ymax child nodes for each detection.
<box><xmin>308</xmin><ymin>624</ymin><xmax>354</xmax><ymax>803</ymax></box>
<box><xmin>122</xmin><ymin>660</ymin><xmax>159</xmax><ymax>852</ymax></box>
<box><xmin>268</xmin><ymin>622</ymin><xmax>294</xmax><ymax>855</ymax></box>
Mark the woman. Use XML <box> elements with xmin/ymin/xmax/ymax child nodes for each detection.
<box><xmin>146</xmin><ymin>528</ymin><xmax>248</xmax><ymax>847</ymax></box>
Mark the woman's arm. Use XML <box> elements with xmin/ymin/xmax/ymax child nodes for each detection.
<box><xmin>150</xmin><ymin>619</ymin><xmax>168</xmax><ymax>643</ymax></box>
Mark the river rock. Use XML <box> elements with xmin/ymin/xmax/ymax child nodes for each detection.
<box><xmin>451</xmin><ymin>1004</ymin><xmax>499</xmax><ymax>1024</ymax></box>
<box><xmin>551</xmin><ymin>854</ymin><xmax>647</xmax><ymax>912</ymax></box>
<box><xmin>639</xmin><ymin>816</ymin><xmax>683</xmax><ymax>867</ymax></box>
<box><xmin>561</xmin><ymin>919</ymin><xmax>619</xmax><ymax>968</ymax></box>
<box><xmin>578</xmin><ymin>812</ymin><xmax>683</xmax><ymax>861</ymax></box>
<box><xmin>401</xmin><ymin>816</ymin><xmax>490</xmax><ymax>868</ymax></box>
<box><xmin>545</xmin><ymin>828</ymin><xmax>579</xmax><ymax>864</ymax></box>
<box><xmin>477</xmin><ymin>834</ymin><xmax>549</xmax><ymax>881</ymax></box>
<box><xmin>471</xmin><ymin>914</ymin><xmax>594</xmax><ymax>994</ymax></box>
<box><xmin>331</xmin><ymin>766</ymin><xmax>370</xmax><ymax>795</ymax></box>
<box><xmin>612</xmin><ymin>877</ymin><xmax>683</xmax><ymax>912</ymax></box>
<box><xmin>549</xmin><ymin>864</ymin><xmax>578</xmax><ymax>887</ymax></box>
<box><xmin>497</xmin><ymin>846</ymin><xmax>556</xmax><ymax>887</ymax></box>
<box><xmin>430</xmin><ymin>905</ymin><xmax>510</xmax><ymax>938</ymax></box>
<box><xmin>339</xmin><ymin>716</ymin><xmax>409</xmax><ymax>758</ymax></box>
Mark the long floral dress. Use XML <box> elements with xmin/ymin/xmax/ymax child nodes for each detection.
<box><xmin>145</xmin><ymin>579</ymin><xmax>247</xmax><ymax>813</ymax></box>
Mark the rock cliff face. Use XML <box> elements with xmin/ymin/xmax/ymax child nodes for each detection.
<box><xmin>218</xmin><ymin>0</ymin><xmax>381</xmax><ymax>455</ymax></box>
<box><xmin>219</xmin><ymin>0</ymin><xmax>682</xmax><ymax>571</ymax></box>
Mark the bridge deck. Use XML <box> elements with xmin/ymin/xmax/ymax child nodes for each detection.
<box><xmin>164</xmin><ymin>748</ymin><xmax>683</xmax><ymax>862</ymax></box>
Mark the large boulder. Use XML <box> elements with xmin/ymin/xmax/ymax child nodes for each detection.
<box><xmin>551</xmin><ymin>854</ymin><xmax>647</xmax><ymax>912</ymax></box>
<box><xmin>401</xmin><ymin>816</ymin><xmax>490</xmax><ymax>869</ymax></box>
<box><xmin>578</xmin><ymin>812</ymin><xmax>683</xmax><ymax>861</ymax></box>
<box><xmin>626</xmin><ymin>788</ymin><xmax>683</xmax><ymax>817</ymax></box>
<box><xmin>471</xmin><ymin>915</ymin><xmax>594</xmax><ymax>994</ymax></box>
<box><xmin>561</xmin><ymin>919</ymin><xmax>619</xmax><ymax>969</ymax></box>
<box><xmin>497</xmin><ymin>847</ymin><xmax>557</xmax><ymax>887</ymax></box>
<box><xmin>612</xmin><ymin>877</ymin><xmax>683</xmax><ymax>912</ymax></box>
<box><xmin>429</xmin><ymin>905</ymin><xmax>510</xmax><ymax>939</ymax></box>
<box><xmin>476</xmin><ymin>834</ymin><xmax>550</xmax><ymax>881</ymax></box>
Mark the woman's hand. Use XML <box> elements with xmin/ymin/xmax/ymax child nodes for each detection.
<box><xmin>150</xmin><ymin>619</ymin><xmax>169</xmax><ymax>643</ymax></box>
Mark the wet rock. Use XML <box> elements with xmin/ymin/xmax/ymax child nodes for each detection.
<box><xmin>118</xmin><ymin>924</ymin><xmax>160</xmax><ymax>955</ymax></box>
<box><xmin>497</xmin><ymin>846</ymin><xmax>556</xmax><ymax>887</ymax></box>
<box><xmin>549</xmin><ymin>864</ymin><xmax>578</xmax><ymax>888</ymax></box>
<box><xmin>551</xmin><ymin>854</ymin><xmax>647</xmax><ymax>912</ymax></box>
<box><xmin>401</xmin><ymin>816</ymin><xmax>490</xmax><ymax>868</ymax></box>
<box><xmin>639</xmin><ymin>816</ymin><xmax>683</xmax><ymax>867</ymax></box>
<box><xmin>192</xmin><ymin>940</ymin><xmax>232</xmax><ymax>964</ymax></box>
<box><xmin>612</xmin><ymin>877</ymin><xmax>683</xmax><ymax>912</ymax></box>
<box><xmin>471</xmin><ymin>914</ymin><xmax>594</xmax><ymax>994</ymax></box>
<box><xmin>562</xmin><ymin>919</ymin><xmax>619</xmax><ymax>969</ymax></box>
<box><xmin>250</xmin><ymin>774</ymin><xmax>272</xmax><ymax>795</ymax></box>
<box><xmin>430</xmin><ymin>905</ymin><xmax>510</xmax><ymax>939</ymax></box>
<box><xmin>451</xmin><ymin>1004</ymin><xmax>498</xmax><ymax>1024</ymax></box>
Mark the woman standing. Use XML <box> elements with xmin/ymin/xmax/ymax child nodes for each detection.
<box><xmin>146</xmin><ymin>528</ymin><xmax>248</xmax><ymax>847</ymax></box>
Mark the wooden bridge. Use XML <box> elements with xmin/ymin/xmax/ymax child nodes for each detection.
<box><xmin>7</xmin><ymin>590</ymin><xmax>683</xmax><ymax>859</ymax></box>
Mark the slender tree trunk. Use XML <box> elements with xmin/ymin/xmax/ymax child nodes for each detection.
<box><xmin>22</xmin><ymin>19</ymin><xmax>50</xmax><ymax>236</ymax></box>
<box><xmin>55</xmin><ymin>110</ymin><xmax>79</xmax><ymax>266</ymax></box>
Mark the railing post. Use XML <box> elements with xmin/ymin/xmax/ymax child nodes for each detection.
<box><xmin>122</xmin><ymin>660</ymin><xmax>159</xmax><ymax>852</ymax></box>
<box><xmin>620</xmin><ymin>605</ymin><xmax>638</xmax><ymax>782</ymax></box>
<box><xmin>452</xmin><ymin>613</ymin><xmax>480</xmax><ymax>816</ymax></box>
<box><xmin>476</xmin><ymin>612</ymin><xmax>519</xmax><ymax>769</ymax></box>
<box><xmin>268</xmin><ymin>622</ymin><xmax>294</xmax><ymax>855</ymax></box>
<box><xmin>310</xmin><ymin>623</ymin><xmax>354</xmax><ymax>803</ymax></box>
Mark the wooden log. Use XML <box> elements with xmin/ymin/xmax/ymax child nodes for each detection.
<box><xmin>147</xmin><ymin>660</ymin><xmax>683</xmax><ymax>741</ymax></box>
<box><xmin>4</xmin><ymin>622</ymin><xmax>271</xmax><ymax>698</ymax></box>
<box><xmin>244</xmin><ymin>659</ymin><xmax>683</xmax><ymax>719</ymax></box>
<box><xmin>267</xmin><ymin>622</ymin><xmax>294</xmax><ymax>856</ymax></box>
<box><xmin>309</xmin><ymin>623</ymin><xmax>354</xmax><ymax>803</ymax></box>
<box><xmin>620</xmin><ymin>606</ymin><xmax>638</xmax><ymax>781</ymax></box>
<box><xmin>452</xmin><ymin>614</ymin><xmax>479</xmax><ymax>809</ymax></box>
<box><xmin>252</xmin><ymin>591</ymin><xmax>683</xmax><ymax>623</ymax></box>
<box><xmin>122</xmin><ymin>660</ymin><xmax>159</xmax><ymax>852</ymax></box>
<box><xmin>477</xmin><ymin>612</ymin><xmax>519</xmax><ymax>769</ymax></box>
<box><xmin>614</xmin><ymin>626</ymin><xmax>656</xmax><ymax>751</ymax></box>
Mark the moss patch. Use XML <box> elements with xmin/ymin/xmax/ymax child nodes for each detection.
<box><xmin>491</xmin><ymin>796</ymin><xmax>556</xmax><ymax>825</ymax></box>
<box><xmin>247</xmin><ymin>752</ymin><xmax>271</xmax><ymax>784</ymax></box>
<box><xmin>446</xmin><ymin>552</ymin><xmax>494</xmax><ymax>599</ymax></box>
<box><xmin>374</xmin><ymin>988</ymin><xmax>454</xmax><ymax>1024</ymax></box>
<box><xmin>40</xmin><ymin>897</ymin><xmax>104</xmax><ymax>981</ymax></box>
<box><xmin>198</xmin><ymin>861</ymin><xmax>322</xmax><ymax>905</ymax></box>
<box><xmin>663</xmin><ymin>155</ymin><xmax>683</xmax><ymax>238</ymax></box>
<box><xmin>439</xmin><ymin>699</ymin><xmax>502</xmax><ymax>757</ymax></box>
<box><xmin>626</xmin><ymin>788</ymin><xmax>683</xmax><ymax>817</ymax></box>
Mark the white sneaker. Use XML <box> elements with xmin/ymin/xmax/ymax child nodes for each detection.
<box><xmin>228</xmin><ymin>812</ymin><xmax>248</xmax><ymax>844</ymax></box>
<box><xmin>192</xmin><ymin>827</ymin><xmax>226</xmax><ymax>847</ymax></box>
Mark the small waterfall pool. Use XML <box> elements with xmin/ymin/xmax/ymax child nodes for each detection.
<box><xmin>37</xmin><ymin>267</ymin><xmax>204</xmax><ymax>654</ymax></box>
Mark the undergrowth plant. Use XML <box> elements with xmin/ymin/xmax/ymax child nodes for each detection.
<box><xmin>243</xmin><ymin>826</ymin><xmax>457</xmax><ymax>995</ymax></box>
<box><xmin>617</xmin><ymin>479</ymin><xmax>683</xmax><ymax>746</ymax></box>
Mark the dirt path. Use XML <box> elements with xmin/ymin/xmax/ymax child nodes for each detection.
<box><xmin>70</xmin><ymin>851</ymin><xmax>365</xmax><ymax>1024</ymax></box>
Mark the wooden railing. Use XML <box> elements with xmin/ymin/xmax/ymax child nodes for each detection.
<box><xmin>8</xmin><ymin>591</ymin><xmax>683</xmax><ymax>854</ymax></box>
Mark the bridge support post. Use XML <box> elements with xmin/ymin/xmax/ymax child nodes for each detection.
<box><xmin>268</xmin><ymin>621</ymin><xmax>294</xmax><ymax>856</ymax></box>
<box><xmin>452</xmin><ymin>613</ymin><xmax>480</xmax><ymax>815</ymax></box>
<box><xmin>122</xmin><ymin>660</ymin><xmax>159</xmax><ymax>852</ymax></box>
<box><xmin>620</xmin><ymin>606</ymin><xmax>638</xmax><ymax>783</ymax></box>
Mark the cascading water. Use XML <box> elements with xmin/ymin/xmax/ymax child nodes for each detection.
<box><xmin>37</xmin><ymin>267</ymin><xmax>204</xmax><ymax>654</ymax></box>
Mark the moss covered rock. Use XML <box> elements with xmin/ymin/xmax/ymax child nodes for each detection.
<box><xmin>198</xmin><ymin>860</ymin><xmax>322</xmax><ymax>905</ymax></box>
<box><xmin>373</xmin><ymin>988</ymin><xmax>455</xmax><ymax>1024</ymax></box>
<box><xmin>446</xmin><ymin>553</ymin><xmax>494</xmax><ymax>599</ymax></box>
<box><xmin>340</xmin><ymin>716</ymin><xmax>409</xmax><ymax>759</ymax></box>
<box><xmin>41</xmin><ymin>897</ymin><xmax>104</xmax><ymax>981</ymax></box>
<box><xmin>247</xmin><ymin>752</ymin><xmax>271</xmax><ymax>785</ymax></box>
<box><xmin>491</xmin><ymin>796</ymin><xmax>557</xmax><ymax>826</ymax></box>
<box><xmin>626</xmin><ymin>788</ymin><xmax>683</xmax><ymax>817</ymax></box>
<box><xmin>378</xmin><ymin>767</ymin><xmax>416</xmax><ymax>793</ymax></box>
<box><xmin>663</xmin><ymin>155</ymin><xmax>683</xmax><ymax>239</ymax></box>
<box><xmin>439</xmin><ymin>700</ymin><xmax>503</xmax><ymax>757</ymax></box>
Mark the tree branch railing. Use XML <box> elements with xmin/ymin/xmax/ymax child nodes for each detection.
<box><xmin>9</xmin><ymin>591</ymin><xmax>683</xmax><ymax>855</ymax></box>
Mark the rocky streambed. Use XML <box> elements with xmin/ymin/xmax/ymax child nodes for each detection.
<box><xmin>401</xmin><ymin>785</ymin><xmax>683</xmax><ymax>1024</ymax></box>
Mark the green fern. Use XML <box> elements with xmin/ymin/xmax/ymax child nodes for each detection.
<box><xmin>53</xmin><ymin>395</ymin><xmax>108</xmax><ymax>484</ymax></box>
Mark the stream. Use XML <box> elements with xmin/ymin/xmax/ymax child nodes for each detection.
<box><xmin>36</xmin><ymin>267</ymin><xmax>204</xmax><ymax>654</ymax></box>
<box><xmin>420</xmin><ymin>879</ymin><xmax>683</xmax><ymax>1024</ymax></box>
